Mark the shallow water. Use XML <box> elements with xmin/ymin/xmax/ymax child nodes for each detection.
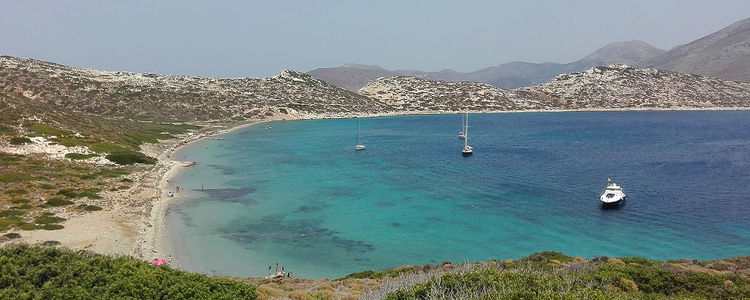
<box><xmin>167</xmin><ymin>111</ymin><xmax>750</xmax><ymax>278</ymax></box>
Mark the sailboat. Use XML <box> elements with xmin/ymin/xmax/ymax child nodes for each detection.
<box><xmin>461</xmin><ymin>113</ymin><xmax>473</xmax><ymax>156</ymax></box>
<box><xmin>355</xmin><ymin>120</ymin><xmax>366</xmax><ymax>150</ymax></box>
<box><xmin>458</xmin><ymin>113</ymin><xmax>466</xmax><ymax>139</ymax></box>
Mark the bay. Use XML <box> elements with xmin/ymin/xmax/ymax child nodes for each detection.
<box><xmin>167</xmin><ymin>111</ymin><xmax>750</xmax><ymax>278</ymax></box>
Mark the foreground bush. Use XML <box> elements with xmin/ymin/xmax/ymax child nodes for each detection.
<box><xmin>382</xmin><ymin>252</ymin><xmax>750</xmax><ymax>300</ymax></box>
<box><xmin>0</xmin><ymin>245</ymin><xmax>256</xmax><ymax>299</ymax></box>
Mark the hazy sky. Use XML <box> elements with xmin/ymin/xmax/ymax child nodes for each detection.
<box><xmin>2</xmin><ymin>1</ymin><xmax>749</xmax><ymax>77</ymax></box>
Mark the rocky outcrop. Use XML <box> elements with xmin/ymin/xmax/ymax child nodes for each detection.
<box><xmin>358</xmin><ymin>76</ymin><xmax>553</xmax><ymax>112</ymax></box>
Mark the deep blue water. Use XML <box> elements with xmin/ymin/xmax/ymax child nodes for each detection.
<box><xmin>167</xmin><ymin>111</ymin><xmax>750</xmax><ymax>279</ymax></box>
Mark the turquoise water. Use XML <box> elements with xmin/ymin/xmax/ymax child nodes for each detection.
<box><xmin>167</xmin><ymin>111</ymin><xmax>750</xmax><ymax>279</ymax></box>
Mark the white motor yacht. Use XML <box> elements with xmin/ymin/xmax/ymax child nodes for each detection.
<box><xmin>600</xmin><ymin>178</ymin><xmax>626</xmax><ymax>206</ymax></box>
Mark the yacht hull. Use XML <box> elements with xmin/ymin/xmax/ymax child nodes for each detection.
<box><xmin>600</xmin><ymin>196</ymin><xmax>625</xmax><ymax>207</ymax></box>
<box><xmin>461</xmin><ymin>151</ymin><xmax>473</xmax><ymax>156</ymax></box>
<box><xmin>600</xmin><ymin>196</ymin><xmax>627</xmax><ymax>207</ymax></box>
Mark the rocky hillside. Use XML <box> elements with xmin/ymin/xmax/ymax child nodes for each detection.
<box><xmin>525</xmin><ymin>64</ymin><xmax>750</xmax><ymax>109</ymax></box>
<box><xmin>0</xmin><ymin>56</ymin><xmax>392</xmax><ymax>122</ymax></box>
<box><xmin>649</xmin><ymin>17</ymin><xmax>750</xmax><ymax>83</ymax></box>
<box><xmin>358</xmin><ymin>76</ymin><xmax>553</xmax><ymax>112</ymax></box>
<box><xmin>361</xmin><ymin>64</ymin><xmax>750</xmax><ymax>111</ymax></box>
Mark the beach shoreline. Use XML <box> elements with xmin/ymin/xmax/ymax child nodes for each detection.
<box><xmin>5</xmin><ymin>107</ymin><xmax>750</xmax><ymax>270</ymax></box>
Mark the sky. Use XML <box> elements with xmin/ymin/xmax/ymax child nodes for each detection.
<box><xmin>1</xmin><ymin>1</ymin><xmax>749</xmax><ymax>77</ymax></box>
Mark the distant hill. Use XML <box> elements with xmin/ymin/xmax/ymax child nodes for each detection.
<box><xmin>307</xmin><ymin>63</ymin><xmax>401</xmax><ymax>92</ymax></box>
<box><xmin>309</xmin><ymin>40</ymin><xmax>665</xmax><ymax>90</ymax></box>
<box><xmin>360</xmin><ymin>64</ymin><xmax>750</xmax><ymax>111</ymax></box>
<box><xmin>310</xmin><ymin>17</ymin><xmax>750</xmax><ymax>91</ymax></box>
<box><xmin>571</xmin><ymin>40</ymin><xmax>666</xmax><ymax>69</ymax></box>
<box><xmin>648</xmin><ymin>17</ymin><xmax>750</xmax><ymax>83</ymax></box>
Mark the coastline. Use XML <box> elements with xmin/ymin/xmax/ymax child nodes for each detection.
<box><xmin>7</xmin><ymin>106</ymin><xmax>750</xmax><ymax>270</ymax></box>
<box><xmin>135</xmin><ymin>118</ymin><xmax>274</xmax><ymax>264</ymax></box>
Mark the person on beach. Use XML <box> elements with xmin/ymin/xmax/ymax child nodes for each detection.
<box><xmin>268</xmin><ymin>266</ymin><xmax>272</xmax><ymax>276</ymax></box>
<box><xmin>168</xmin><ymin>255</ymin><xmax>172</xmax><ymax>264</ymax></box>
<box><xmin>282</xmin><ymin>266</ymin><xmax>285</xmax><ymax>275</ymax></box>
<box><xmin>275</xmin><ymin>262</ymin><xmax>279</xmax><ymax>272</ymax></box>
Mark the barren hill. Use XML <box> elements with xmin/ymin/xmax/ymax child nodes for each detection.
<box><xmin>648</xmin><ymin>17</ymin><xmax>750</xmax><ymax>83</ymax></box>
<box><xmin>0</xmin><ymin>56</ymin><xmax>392</xmax><ymax>122</ymax></box>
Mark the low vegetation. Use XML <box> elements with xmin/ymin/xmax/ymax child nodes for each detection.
<box><xmin>0</xmin><ymin>245</ymin><xmax>257</xmax><ymax>299</ymax></box>
<box><xmin>368</xmin><ymin>252</ymin><xmax>750</xmax><ymax>299</ymax></box>
<box><xmin>0</xmin><ymin>153</ymin><xmax>139</xmax><ymax>233</ymax></box>
<box><xmin>9</xmin><ymin>137</ymin><xmax>30</xmax><ymax>145</ymax></box>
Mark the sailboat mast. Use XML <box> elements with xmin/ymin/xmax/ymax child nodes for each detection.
<box><xmin>357</xmin><ymin>120</ymin><xmax>360</xmax><ymax>144</ymax></box>
<box><xmin>464</xmin><ymin>113</ymin><xmax>469</xmax><ymax>147</ymax></box>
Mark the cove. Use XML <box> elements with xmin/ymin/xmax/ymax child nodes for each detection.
<box><xmin>167</xmin><ymin>111</ymin><xmax>750</xmax><ymax>279</ymax></box>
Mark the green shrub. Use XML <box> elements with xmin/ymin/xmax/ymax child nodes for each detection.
<box><xmin>340</xmin><ymin>265</ymin><xmax>420</xmax><ymax>280</ymax></box>
<box><xmin>0</xmin><ymin>245</ymin><xmax>257</xmax><ymax>299</ymax></box>
<box><xmin>84</xmin><ymin>205</ymin><xmax>102</xmax><ymax>211</ymax></box>
<box><xmin>25</xmin><ymin>123</ymin><xmax>69</xmax><ymax>137</ymax></box>
<box><xmin>11</xmin><ymin>204</ymin><xmax>33</xmax><ymax>210</ymax></box>
<box><xmin>106</xmin><ymin>151</ymin><xmax>157</xmax><ymax>165</ymax></box>
<box><xmin>55</xmin><ymin>190</ymin><xmax>78</xmax><ymax>198</ymax></box>
<box><xmin>18</xmin><ymin>222</ymin><xmax>37</xmax><ymax>230</ymax></box>
<box><xmin>0</xmin><ymin>210</ymin><xmax>25</xmax><ymax>217</ymax></box>
<box><xmin>10</xmin><ymin>198</ymin><xmax>30</xmax><ymax>204</ymax></box>
<box><xmin>0</xmin><ymin>216</ymin><xmax>24</xmax><ymax>231</ymax></box>
<box><xmin>3</xmin><ymin>232</ymin><xmax>21</xmax><ymax>239</ymax></box>
<box><xmin>5</xmin><ymin>188</ymin><xmax>27</xmax><ymax>196</ymax></box>
<box><xmin>522</xmin><ymin>251</ymin><xmax>574</xmax><ymax>263</ymax></box>
<box><xmin>40</xmin><ymin>240</ymin><xmax>61</xmax><ymax>246</ymax></box>
<box><xmin>38</xmin><ymin>183</ymin><xmax>54</xmax><ymax>189</ymax></box>
<box><xmin>34</xmin><ymin>213</ymin><xmax>65</xmax><ymax>224</ymax></box>
<box><xmin>46</xmin><ymin>197</ymin><xmax>74</xmax><ymax>206</ymax></box>
<box><xmin>79</xmin><ymin>188</ymin><xmax>102</xmax><ymax>199</ymax></box>
<box><xmin>65</xmin><ymin>153</ymin><xmax>98</xmax><ymax>160</ymax></box>
<box><xmin>40</xmin><ymin>224</ymin><xmax>64</xmax><ymax>230</ymax></box>
<box><xmin>10</xmin><ymin>137</ymin><xmax>31</xmax><ymax>145</ymax></box>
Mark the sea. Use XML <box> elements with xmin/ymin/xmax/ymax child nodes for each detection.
<box><xmin>167</xmin><ymin>111</ymin><xmax>750</xmax><ymax>279</ymax></box>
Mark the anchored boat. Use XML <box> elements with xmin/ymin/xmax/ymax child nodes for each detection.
<box><xmin>461</xmin><ymin>113</ymin><xmax>473</xmax><ymax>156</ymax></box>
<box><xmin>600</xmin><ymin>178</ymin><xmax>626</xmax><ymax>206</ymax></box>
